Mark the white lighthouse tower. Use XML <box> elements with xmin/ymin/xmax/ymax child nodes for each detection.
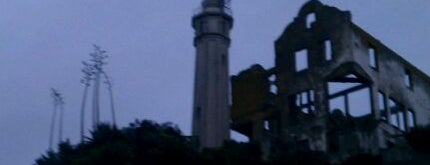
<box><xmin>191</xmin><ymin>0</ymin><xmax>233</xmax><ymax>148</ymax></box>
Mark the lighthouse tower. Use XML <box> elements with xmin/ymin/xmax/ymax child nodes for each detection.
<box><xmin>191</xmin><ymin>0</ymin><xmax>233</xmax><ymax>148</ymax></box>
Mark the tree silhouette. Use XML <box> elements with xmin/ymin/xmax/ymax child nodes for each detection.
<box><xmin>57</xmin><ymin>93</ymin><xmax>65</xmax><ymax>143</ymax></box>
<box><xmin>79</xmin><ymin>44</ymin><xmax>116</xmax><ymax>140</ymax></box>
<box><xmin>40</xmin><ymin>119</ymin><xmax>428</xmax><ymax>164</ymax></box>
<box><xmin>89</xmin><ymin>44</ymin><xmax>108</xmax><ymax>128</ymax></box>
<box><xmin>103</xmin><ymin>72</ymin><xmax>116</xmax><ymax>125</ymax></box>
<box><xmin>48</xmin><ymin>88</ymin><xmax>65</xmax><ymax>150</ymax></box>
<box><xmin>48</xmin><ymin>89</ymin><xmax>59</xmax><ymax>150</ymax></box>
<box><xmin>79</xmin><ymin>61</ymin><xmax>94</xmax><ymax>142</ymax></box>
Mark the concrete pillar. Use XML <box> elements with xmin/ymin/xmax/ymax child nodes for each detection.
<box><xmin>384</xmin><ymin>92</ymin><xmax>391</xmax><ymax>124</ymax></box>
<box><xmin>252</xmin><ymin>120</ymin><xmax>264</xmax><ymax>141</ymax></box>
<box><xmin>370</xmin><ymin>85</ymin><xmax>380</xmax><ymax>120</ymax></box>
<box><xmin>404</xmin><ymin>106</ymin><xmax>410</xmax><ymax>132</ymax></box>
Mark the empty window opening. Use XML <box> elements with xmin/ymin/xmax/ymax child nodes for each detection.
<box><xmin>306</xmin><ymin>13</ymin><xmax>316</xmax><ymax>28</ymax></box>
<box><xmin>407</xmin><ymin>110</ymin><xmax>416</xmax><ymax>128</ymax></box>
<box><xmin>399</xmin><ymin>112</ymin><xmax>406</xmax><ymax>131</ymax></box>
<box><xmin>310</xmin><ymin>90</ymin><xmax>315</xmax><ymax>102</ymax></box>
<box><xmin>388</xmin><ymin>99</ymin><xmax>396</xmax><ymax>110</ymax></box>
<box><xmin>324</xmin><ymin>40</ymin><xmax>333</xmax><ymax>60</ymax></box>
<box><xmin>390</xmin><ymin>113</ymin><xmax>399</xmax><ymax>128</ymax></box>
<box><xmin>388</xmin><ymin>99</ymin><xmax>397</xmax><ymax>126</ymax></box>
<box><xmin>230</xmin><ymin>130</ymin><xmax>249</xmax><ymax>142</ymax></box>
<box><xmin>329</xmin><ymin>96</ymin><xmax>346</xmax><ymax>114</ymax></box>
<box><xmin>270</xmin><ymin>84</ymin><xmax>278</xmax><ymax>94</ymax></box>
<box><xmin>301</xmin><ymin>91</ymin><xmax>308</xmax><ymax>104</ymax></box>
<box><xmin>328</xmin><ymin>79</ymin><xmax>371</xmax><ymax>117</ymax></box>
<box><xmin>295</xmin><ymin>49</ymin><xmax>308</xmax><ymax>72</ymax></box>
<box><xmin>269</xmin><ymin>75</ymin><xmax>276</xmax><ymax>82</ymax></box>
<box><xmin>389</xmin><ymin>98</ymin><xmax>406</xmax><ymax>130</ymax></box>
<box><xmin>348</xmin><ymin>88</ymin><xmax>371</xmax><ymax>117</ymax></box>
<box><xmin>404</xmin><ymin>69</ymin><xmax>412</xmax><ymax>89</ymax></box>
<box><xmin>378</xmin><ymin>92</ymin><xmax>387</xmax><ymax>120</ymax></box>
<box><xmin>345</xmin><ymin>74</ymin><xmax>358</xmax><ymax>79</ymax></box>
<box><xmin>264</xmin><ymin>120</ymin><xmax>270</xmax><ymax>130</ymax></box>
<box><xmin>368</xmin><ymin>47</ymin><xmax>378</xmax><ymax>69</ymax></box>
<box><xmin>269</xmin><ymin>75</ymin><xmax>277</xmax><ymax>94</ymax></box>
<box><xmin>328</xmin><ymin>82</ymin><xmax>361</xmax><ymax>95</ymax></box>
<box><xmin>293</xmin><ymin>89</ymin><xmax>315</xmax><ymax>114</ymax></box>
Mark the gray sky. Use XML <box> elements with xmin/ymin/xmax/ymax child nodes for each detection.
<box><xmin>0</xmin><ymin>0</ymin><xmax>429</xmax><ymax>164</ymax></box>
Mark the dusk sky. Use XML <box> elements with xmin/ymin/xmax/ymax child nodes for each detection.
<box><xmin>0</xmin><ymin>1</ymin><xmax>429</xmax><ymax>164</ymax></box>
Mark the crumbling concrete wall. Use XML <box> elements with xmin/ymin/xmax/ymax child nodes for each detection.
<box><xmin>231</xmin><ymin>0</ymin><xmax>430</xmax><ymax>161</ymax></box>
<box><xmin>230</xmin><ymin>64</ymin><xmax>277</xmax><ymax>141</ymax></box>
<box><xmin>270</xmin><ymin>0</ymin><xmax>430</xmax><ymax>153</ymax></box>
<box><xmin>350</xmin><ymin>25</ymin><xmax>430</xmax><ymax>127</ymax></box>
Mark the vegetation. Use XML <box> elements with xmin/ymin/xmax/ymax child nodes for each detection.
<box><xmin>36</xmin><ymin>119</ymin><xmax>271</xmax><ymax>165</ymax></box>
<box><xmin>38</xmin><ymin>120</ymin><xmax>430</xmax><ymax>165</ymax></box>
<box><xmin>36</xmin><ymin>120</ymin><xmax>198</xmax><ymax>165</ymax></box>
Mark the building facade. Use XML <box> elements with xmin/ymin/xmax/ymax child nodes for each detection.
<box><xmin>231</xmin><ymin>0</ymin><xmax>430</xmax><ymax>161</ymax></box>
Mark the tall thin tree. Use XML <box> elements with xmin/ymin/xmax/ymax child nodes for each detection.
<box><xmin>79</xmin><ymin>61</ymin><xmax>94</xmax><ymax>142</ymax></box>
<box><xmin>49</xmin><ymin>88</ymin><xmax>59</xmax><ymax>150</ymax></box>
<box><xmin>103</xmin><ymin>72</ymin><xmax>116</xmax><ymax>126</ymax></box>
<box><xmin>89</xmin><ymin>44</ymin><xmax>107</xmax><ymax>128</ymax></box>
<box><xmin>57</xmin><ymin>92</ymin><xmax>65</xmax><ymax>143</ymax></box>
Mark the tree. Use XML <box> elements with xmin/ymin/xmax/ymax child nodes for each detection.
<box><xmin>48</xmin><ymin>89</ymin><xmax>58</xmax><ymax>150</ymax></box>
<box><xmin>48</xmin><ymin>88</ymin><xmax>65</xmax><ymax>150</ymax></box>
<box><xmin>79</xmin><ymin>44</ymin><xmax>116</xmax><ymax>141</ymax></box>
<box><xmin>103</xmin><ymin>72</ymin><xmax>116</xmax><ymax>125</ymax></box>
<box><xmin>88</xmin><ymin>44</ymin><xmax>108</xmax><ymax>127</ymax></box>
<box><xmin>79</xmin><ymin>61</ymin><xmax>94</xmax><ymax>142</ymax></box>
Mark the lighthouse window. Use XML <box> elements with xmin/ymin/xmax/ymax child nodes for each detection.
<box><xmin>201</xmin><ymin>21</ymin><xmax>208</xmax><ymax>33</ymax></box>
<box><xmin>221</xmin><ymin>54</ymin><xmax>226</xmax><ymax>66</ymax></box>
<box><xmin>221</xmin><ymin>21</ymin><xmax>227</xmax><ymax>34</ymax></box>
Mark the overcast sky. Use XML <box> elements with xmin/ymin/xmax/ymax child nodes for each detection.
<box><xmin>0</xmin><ymin>0</ymin><xmax>429</xmax><ymax>164</ymax></box>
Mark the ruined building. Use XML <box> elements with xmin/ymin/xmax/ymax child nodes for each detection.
<box><xmin>191</xmin><ymin>0</ymin><xmax>233</xmax><ymax>148</ymax></box>
<box><xmin>231</xmin><ymin>0</ymin><xmax>430</xmax><ymax>161</ymax></box>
